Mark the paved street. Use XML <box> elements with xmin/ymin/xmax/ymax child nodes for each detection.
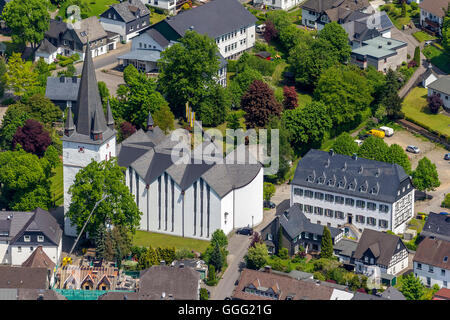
<box><xmin>74</xmin><ymin>42</ymin><xmax>131</xmax><ymax>74</ymax></box>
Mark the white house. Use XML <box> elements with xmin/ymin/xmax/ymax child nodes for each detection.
<box><xmin>35</xmin><ymin>39</ymin><xmax>59</xmax><ymax>64</ymax></box>
<box><xmin>99</xmin><ymin>0</ymin><xmax>151</xmax><ymax>43</ymax></box>
<box><xmin>290</xmin><ymin>149</ymin><xmax>415</xmax><ymax>235</ymax></box>
<box><xmin>419</xmin><ymin>0</ymin><xmax>450</xmax><ymax>36</ymax></box>
<box><xmin>420</xmin><ymin>64</ymin><xmax>439</xmax><ymax>88</ymax></box>
<box><xmin>414</xmin><ymin>237</ymin><xmax>450</xmax><ymax>288</ymax></box>
<box><xmin>0</xmin><ymin>208</ymin><xmax>62</xmax><ymax>267</ymax></box>
<box><xmin>143</xmin><ymin>0</ymin><xmax>177</xmax><ymax>15</ymax></box>
<box><xmin>426</xmin><ymin>75</ymin><xmax>450</xmax><ymax>112</ymax></box>
<box><xmin>253</xmin><ymin>0</ymin><xmax>301</xmax><ymax>11</ymax></box>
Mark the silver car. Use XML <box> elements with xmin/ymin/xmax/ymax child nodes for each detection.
<box><xmin>406</xmin><ymin>145</ymin><xmax>420</xmax><ymax>154</ymax></box>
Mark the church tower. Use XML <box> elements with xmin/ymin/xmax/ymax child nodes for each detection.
<box><xmin>62</xmin><ymin>42</ymin><xmax>116</xmax><ymax>236</ymax></box>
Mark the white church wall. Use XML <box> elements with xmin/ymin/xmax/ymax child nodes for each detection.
<box><xmin>220</xmin><ymin>190</ymin><xmax>234</xmax><ymax>236</ymax></box>
<box><xmin>233</xmin><ymin>167</ymin><xmax>263</xmax><ymax>229</ymax></box>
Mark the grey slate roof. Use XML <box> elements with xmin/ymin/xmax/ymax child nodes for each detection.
<box><xmin>164</xmin><ymin>0</ymin><xmax>257</xmax><ymax>39</ymax></box>
<box><xmin>421</xmin><ymin>212</ymin><xmax>450</xmax><ymax>242</ymax></box>
<box><xmin>381</xmin><ymin>287</ymin><xmax>406</xmax><ymax>300</ymax></box>
<box><xmin>45</xmin><ymin>76</ymin><xmax>80</xmax><ymax>102</ymax></box>
<box><xmin>0</xmin><ymin>266</ymin><xmax>48</xmax><ymax>289</ymax></box>
<box><xmin>351</xmin><ymin>292</ymin><xmax>388</xmax><ymax>300</ymax></box>
<box><xmin>333</xmin><ymin>238</ymin><xmax>358</xmax><ymax>258</ymax></box>
<box><xmin>291</xmin><ymin>149</ymin><xmax>412</xmax><ymax>204</ymax></box>
<box><xmin>302</xmin><ymin>0</ymin><xmax>370</xmax><ymax>13</ymax></box>
<box><xmin>36</xmin><ymin>38</ymin><xmax>57</xmax><ymax>55</ymax></box>
<box><xmin>73</xmin><ymin>16</ymin><xmax>108</xmax><ymax>45</ymax></box>
<box><xmin>118</xmin><ymin>49</ymin><xmax>161</xmax><ymax>62</ymax></box>
<box><xmin>278</xmin><ymin>204</ymin><xmax>343</xmax><ymax>240</ymax></box>
<box><xmin>107</xmin><ymin>0</ymin><xmax>150</xmax><ymax>23</ymax></box>
<box><xmin>342</xmin><ymin>11</ymin><xmax>394</xmax><ymax>43</ymax></box>
<box><xmin>145</xmin><ymin>28</ymin><xmax>170</xmax><ymax>48</ymax></box>
<box><xmin>0</xmin><ymin>208</ymin><xmax>62</xmax><ymax>246</ymax></box>
<box><xmin>353</xmin><ymin>229</ymin><xmax>404</xmax><ymax>267</ymax></box>
<box><xmin>45</xmin><ymin>19</ymin><xmax>68</xmax><ymax>39</ymax></box>
<box><xmin>427</xmin><ymin>75</ymin><xmax>450</xmax><ymax>94</ymax></box>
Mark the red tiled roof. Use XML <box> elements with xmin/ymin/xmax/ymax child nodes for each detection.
<box><xmin>433</xmin><ymin>288</ymin><xmax>450</xmax><ymax>300</ymax></box>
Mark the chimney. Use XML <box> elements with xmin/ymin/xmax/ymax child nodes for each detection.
<box><xmin>160</xmin><ymin>260</ymin><xmax>166</xmax><ymax>266</ymax></box>
<box><xmin>329</xmin><ymin>149</ymin><xmax>334</xmax><ymax>156</ymax></box>
<box><xmin>264</xmin><ymin>266</ymin><xmax>271</xmax><ymax>273</ymax></box>
<box><xmin>352</xmin><ymin>153</ymin><xmax>358</xmax><ymax>160</ymax></box>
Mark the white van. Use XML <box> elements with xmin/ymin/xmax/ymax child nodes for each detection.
<box><xmin>379</xmin><ymin>126</ymin><xmax>394</xmax><ymax>137</ymax></box>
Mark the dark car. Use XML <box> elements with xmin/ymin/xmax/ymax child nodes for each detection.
<box><xmin>236</xmin><ymin>227</ymin><xmax>253</xmax><ymax>236</ymax></box>
<box><xmin>359</xmin><ymin>134</ymin><xmax>370</xmax><ymax>140</ymax></box>
<box><xmin>444</xmin><ymin>153</ymin><xmax>450</xmax><ymax>160</ymax></box>
<box><xmin>264</xmin><ymin>200</ymin><xmax>276</xmax><ymax>209</ymax></box>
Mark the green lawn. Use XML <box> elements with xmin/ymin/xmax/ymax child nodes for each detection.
<box><xmin>423</xmin><ymin>45</ymin><xmax>450</xmax><ymax>74</ymax></box>
<box><xmin>381</xmin><ymin>4</ymin><xmax>419</xmax><ymax>30</ymax></box>
<box><xmin>50</xmin><ymin>163</ymin><xmax>64</xmax><ymax>207</ymax></box>
<box><xmin>287</xmin><ymin>8</ymin><xmax>302</xmax><ymax>25</ymax></box>
<box><xmin>402</xmin><ymin>87</ymin><xmax>450</xmax><ymax>137</ymax></box>
<box><xmin>150</xmin><ymin>12</ymin><xmax>167</xmax><ymax>25</ymax></box>
<box><xmin>58</xmin><ymin>0</ymin><xmax>119</xmax><ymax>18</ymax></box>
<box><xmin>412</xmin><ymin>31</ymin><xmax>436</xmax><ymax>43</ymax></box>
<box><xmin>132</xmin><ymin>230</ymin><xmax>210</xmax><ymax>252</ymax></box>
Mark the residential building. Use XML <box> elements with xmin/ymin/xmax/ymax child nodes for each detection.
<box><xmin>353</xmin><ymin>229</ymin><xmax>409</xmax><ymax>286</ymax></box>
<box><xmin>0</xmin><ymin>266</ymin><xmax>50</xmax><ymax>289</ymax></box>
<box><xmin>232</xmin><ymin>268</ymin><xmax>354</xmax><ymax>300</ymax></box>
<box><xmin>149</xmin><ymin>0</ymin><xmax>257</xmax><ymax>60</ymax></box>
<box><xmin>43</xmin><ymin>18</ymin><xmax>69</xmax><ymax>52</ymax></box>
<box><xmin>433</xmin><ymin>288</ymin><xmax>450</xmax><ymax>300</ymax></box>
<box><xmin>170</xmin><ymin>259</ymin><xmax>208</xmax><ymax>280</ymax></box>
<box><xmin>291</xmin><ymin>149</ymin><xmax>415</xmax><ymax>235</ymax></box>
<box><xmin>142</xmin><ymin>0</ymin><xmax>177</xmax><ymax>15</ymax></box>
<box><xmin>35</xmin><ymin>39</ymin><xmax>59</xmax><ymax>64</ymax></box>
<box><xmin>351</xmin><ymin>291</ymin><xmax>388</xmax><ymax>300</ymax></box>
<box><xmin>99</xmin><ymin>0</ymin><xmax>151</xmax><ymax>43</ymax></box>
<box><xmin>301</xmin><ymin>0</ymin><xmax>372</xmax><ymax>30</ymax></box>
<box><xmin>420</xmin><ymin>64</ymin><xmax>440</xmax><ymax>88</ymax></box>
<box><xmin>62</xmin><ymin>43</ymin><xmax>117</xmax><ymax>237</ymax></box>
<box><xmin>350</xmin><ymin>36</ymin><xmax>408</xmax><ymax>72</ymax></box>
<box><xmin>45</xmin><ymin>76</ymin><xmax>80</xmax><ymax>113</ymax></box>
<box><xmin>419</xmin><ymin>0</ymin><xmax>450</xmax><ymax>36</ymax></box>
<box><xmin>260</xmin><ymin>204</ymin><xmax>344</xmax><ymax>255</ymax></box>
<box><xmin>0</xmin><ymin>208</ymin><xmax>62</xmax><ymax>267</ymax></box>
<box><xmin>414</xmin><ymin>237</ymin><xmax>450</xmax><ymax>288</ymax></box>
<box><xmin>57</xmin><ymin>264</ymin><xmax>124</xmax><ymax>290</ymax></box>
<box><xmin>253</xmin><ymin>0</ymin><xmax>301</xmax><ymax>11</ymax></box>
<box><xmin>426</xmin><ymin>75</ymin><xmax>450</xmax><ymax>112</ymax></box>
<box><xmin>333</xmin><ymin>238</ymin><xmax>358</xmax><ymax>265</ymax></box>
<box><xmin>381</xmin><ymin>286</ymin><xmax>406</xmax><ymax>300</ymax></box>
<box><xmin>420</xmin><ymin>212</ymin><xmax>450</xmax><ymax>242</ymax></box>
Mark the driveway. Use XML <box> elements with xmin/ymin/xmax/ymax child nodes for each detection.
<box><xmin>383</xmin><ymin>130</ymin><xmax>450</xmax><ymax>214</ymax></box>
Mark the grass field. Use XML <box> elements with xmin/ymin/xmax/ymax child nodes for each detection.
<box><xmin>58</xmin><ymin>0</ymin><xmax>119</xmax><ymax>18</ymax></box>
<box><xmin>412</xmin><ymin>31</ymin><xmax>436</xmax><ymax>43</ymax></box>
<box><xmin>150</xmin><ymin>12</ymin><xmax>167</xmax><ymax>25</ymax></box>
<box><xmin>287</xmin><ymin>8</ymin><xmax>302</xmax><ymax>25</ymax></box>
<box><xmin>402</xmin><ymin>87</ymin><xmax>450</xmax><ymax>137</ymax></box>
<box><xmin>50</xmin><ymin>163</ymin><xmax>64</xmax><ymax>207</ymax></box>
<box><xmin>132</xmin><ymin>230</ymin><xmax>210</xmax><ymax>252</ymax></box>
<box><xmin>423</xmin><ymin>45</ymin><xmax>450</xmax><ymax>74</ymax></box>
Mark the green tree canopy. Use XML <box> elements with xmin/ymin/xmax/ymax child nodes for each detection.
<box><xmin>13</xmin><ymin>93</ymin><xmax>62</xmax><ymax>127</ymax></box>
<box><xmin>197</xmin><ymin>84</ymin><xmax>230</xmax><ymax>126</ymax></box>
<box><xmin>0</xmin><ymin>104</ymin><xmax>30</xmax><ymax>150</ymax></box>
<box><xmin>228</xmin><ymin>66</ymin><xmax>263</xmax><ymax>109</ymax></box>
<box><xmin>67</xmin><ymin>158</ymin><xmax>141</xmax><ymax>237</ymax></box>
<box><xmin>153</xmin><ymin>104</ymin><xmax>175</xmax><ymax>134</ymax></box>
<box><xmin>263</xmin><ymin>182</ymin><xmax>276</xmax><ymax>201</ymax></box>
<box><xmin>244</xmin><ymin>243</ymin><xmax>269</xmax><ymax>270</ymax></box>
<box><xmin>317</xmin><ymin>22</ymin><xmax>352</xmax><ymax>63</ymax></box>
<box><xmin>388</xmin><ymin>143</ymin><xmax>411</xmax><ymax>174</ymax></box>
<box><xmin>412</xmin><ymin>157</ymin><xmax>440</xmax><ymax>191</ymax></box>
<box><xmin>320</xmin><ymin>226</ymin><xmax>333</xmax><ymax>259</ymax></box>
<box><xmin>399</xmin><ymin>274</ymin><xmax>425</xmax><ymax>300</ymax></box>
<box><xmin>210</xmin><ymin>229</ymin><xmax>228</xmax><ymax>249</ymax></box>
<box><xmin>358</xmin><ymin>136</ymin><xmax>390</xmax><ymax>162</ymax></box>
<box><xmin>443</xmin><ymin>4</ymin><xmax>450</xmax><ymax>55</ymax></box>
<box><xmin>331</xmin><ymin>132</ymin><xmax>359</xmax><ymax>156</ymax></box>
<box><xmin>4</xmin><ymin>52</ymin><xmax>39</xmax><ymax>96</ymax></box>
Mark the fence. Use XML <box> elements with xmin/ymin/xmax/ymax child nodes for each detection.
<box><xmin>55</xmin><ymin>289</ymin><xmax>135</xmax><ymax>300</ymax></box>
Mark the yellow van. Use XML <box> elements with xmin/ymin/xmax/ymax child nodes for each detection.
<box><xmin>368</xmin><ymin>129</ymin><xmax>385</xmax><ymax>138</ymax></box>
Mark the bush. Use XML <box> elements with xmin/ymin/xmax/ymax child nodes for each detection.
<box><xmin>1</xmin><ymin>97</ymin><xmax>15</xmax><ymax>105</ymax></box>
<box><xmin>278</xmin><ymin>247</ymin><xmax>289</xmax><ymax>260</ymax></box>
<box><xmin>313</xmin><ymin>271</ymin><xmax>326</xmax><ymax>281</ymax></box>
<box><xmin>200</xmin><ymin>288</ymin><xmax>209</xmax><ymax>300</ymax></box>
<box><xmin>227</xmin><ymin>60</ymin><xmax>237</xmax><ymax>73</ymax></box>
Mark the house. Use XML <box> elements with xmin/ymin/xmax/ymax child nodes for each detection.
<box><xmin>142</xmin><ymin>0</ymin><xmax>177</xmax><ymax>15</ymax></box>
<box><xmin>420</xmin><ymin>64</ymin><xmax>440</xmax><ymax>88</ymax></box>
<box><xmin>0</xmin><ymin>288</ymin><xmax>66</xmax><ymax>300</ymax></box>
<box><xmin>350</xmin><ymin>36</ymin><xmax>408</xmax><ymax>72</ymax></box>
<box><xmin>301</xmin><ymin>0</ymin><xmax>372</xmax><ymax>30</ymax></box>
<box><xmin>426</xmin><ymin>75</ymin><xmax>450</xmax><ymax>112</ymax></box>
<box><xmin>381</xmin><ymin>286</ymin><xmax>406</xmax><ymax>300</ymax></box>
<box><xmin>0</xmin><ymin>266</ymin><xmax>50</xmax><ymax>289</ymax></box>
<box><xmin>433</xmin><ymin>288</ymin><xmax>450</xmax><ymax>300</ymax></box>
<box><xmin>260</xmin><ymin>204</ymin><xmax>344</xmax><ymax>255</ymax></box>
<box><xmin>149</xmin><ymin>0</ymin><xmax>257</xmax><ymax>60</ymax></box>
<box><xmin>99</xmin><ymin>0</ymin><xmax>151</xmax><ymax>43</ymax></box>
<box><xmin>0</xmin><ymin>208</ymin><xmax>63</xmax><ymax>267</ymax></box>
<box><xmin>351</xmin><ymin>291</ymin><xmax>388</xmax><ymax>300</ymax></box>
<box><xmin>171</xmin><ymin>259</ymin><xmax>208</xmax><ymax>280</ymax></box>
<box><xmin>232</xmin><ymin>267</ymin><xmax>353</xmax><ymax>300</ymax></box>
<box><xmin>420</xmin><ymin>212</ymin><xmax>450</xmax><ymax>242</ymax></box>
<box><xmin>35</xmin><ymin>39</ymin><xmax>59</xmax><ymax>64</ymax></box>
<box><xmin>291</xmin><ymin>149</ymin><xmax>415</xmax><ymax>235</ymax></box>
<box><xmin>413</xmin><ymin>237</ymin><xmax>450</xmax><ymax>288</ymax></box>
<box><xmin>353</xmin><ymin>229</ymin><xmax>409</xmax><ymax>285</ymax></box>
<box><xmin>43</xmin><ymin>18</ymin><xmax>68</xmax><ymax>52</ymax></box>
<box><xmin>333</xmin><ymin>238</ymin><xmax>358</xmax><ymax>266</ymax></box>
<box><xmin>253</xmin><ymin>0</ymin><xmax>301</xmax><ymax>11</ymax></box>
<box><xmin>419</xmin><ymin>0</ymin><xmax>450</xmax><ymax>36</ymax></box>
<box><xmin>45</xmin><ymin>76</ymin><xmax>80</xmax><ymax>112</ymax></box>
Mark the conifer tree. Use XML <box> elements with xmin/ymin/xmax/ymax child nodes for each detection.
<box><xmin>320</xmin><ymin>226</ymin><xmax>333</xmax><ymax>259</ymax></box>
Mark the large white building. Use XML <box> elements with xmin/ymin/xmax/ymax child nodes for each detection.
<box><xmin>414</xmin><ymin>237</ymin><xmax>450</xmax><ymax>288</ymax></box>
<box><xmin>290</xmin><ymin>149</ymin><xmax>415</xmax><ymax>235</ymax></box>
<box><xmin>253</xmin><ymin>0</ymin><xmax>301</xmax><ymax>11</ymax></box>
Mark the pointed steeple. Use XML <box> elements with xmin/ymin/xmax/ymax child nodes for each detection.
<box><xmin>64</xmin><ymin>106</ymin><xmax>75</xmax><ymax>136</ymax></box>
<box><xmin>91</xmin><ymin>110</ymin><xmax>104</xmax><ymax>141</ymax></box>
<box><xmin>73</xmin><ymin>39</ymin><xmax>108</xmax><ymax>138</ymax></box>
<box><xmin>106</xmin><ymin>99</ymin><xmax>114</xmax><ymax>129</ymax></box>
<box><xmin>147</xmin><ymin>111</ymin><xmax>154</xmax><ymax>131</ymax></box>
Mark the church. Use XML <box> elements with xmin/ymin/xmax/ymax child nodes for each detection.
<box><xmin>62</xmin><ymin>42</ymin><xmax>263</xmax><ymax>239</ymax></box>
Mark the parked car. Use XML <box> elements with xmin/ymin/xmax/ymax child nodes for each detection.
<box><xmin>424</xmin><ymin>40</ymin><xmax>433</xmax><ymax>46</ymax></box>
<box><xmin>236</xmin><ymin>227</ymin><xmax>253</xmax><ymax>236</ymax></box>
<box><xmin>444</xmin><ymin>153</ymin><xmax>450</xmax><ymax>160</ymax></box>
<box><xmin>368</xmin><ymin>129</ymin><xmax>385</xmax><ymax>138</ymax></box>
<box><xmin>359</xmin><ymin>134</ymin><xmax>370</xmax><ymax>140</ymax></box>
<box><xmin>415</xmin><ymin>190</ymin><xmax>433</xmax><ymax>201</ymax></box>
<box><xmin>439</xmin><ymin>212</ymin><xmax>449</xmax><ymax>215</ymax></box>
<box><xmin>406</xmin><ymin>145</ymin><xmax>420</xmax><ymax>153</ymax></box>
<box><xmin>264</xmin><ymin>200</ymin><xmax>276</xmax><ymax>209</ymax></box>
<box><xmin>379</xmin><ymin>126</ymin><xmax>394</xmax><ymax>137</ymax></box>
<box><xmin>354</xmin><ymin>139</ymin><xmax>363</xmax><ymax>146</ymax></box>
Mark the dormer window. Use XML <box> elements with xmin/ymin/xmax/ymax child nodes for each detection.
<box><xmin>317</xmin><ymin>177</ymin><xmax>325</xmax><ymax>184</ymax></box>
<box><xmin>307</xmin><ymin>175</ymin><xmax>314</xmax><ymax>182</ymax></box>
<box><xmin>327</xmin><ymin>179</ymin><xmax>335</xmax><ymax>186</ymax></box>
<box><xmin>38</xmin><ymin>236</ymin><xmax>44</xmax><ymax>242</ymax></box>
<box><xmin>359</xmin><ymin>185</ymin><xmax>367</xmax><ymax>193</ymax></box>
<box><xmin>338</xmin><ymin>180</ymin><xmax>345</xmax><ymax>188</ymax></box>
<box><xmin>24</xmin><ymin>235</ymin><xmax>30</xmax><ymax>242</ymax></box>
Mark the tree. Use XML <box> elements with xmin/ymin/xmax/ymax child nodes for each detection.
<box><xmin>241</xmin><ymin>80</ymin><xmax>282</xmax><ymax>128</ymax></box>
<box><xmin>4</xmin><ymin>53</ymin><xmax>39</xmax><ymax>96</ymax></box>
<box><xmin>388</xmin><ymin>143</ymin><xmax>411</xmax><ymax>174</ymax></box>
<box><xmin>35</xmin><ymin>58</ymin><xmax>51</xmax><ymax>89</ymax></box>
<box><xmin>443</xmin><ymin>193</ymin><xmax>450</xmax><ymax>208</ymax></box>
<box><xmin>14</xmin><ymin>94</ymin><xmax>61</xmax><ymax>127</ymax></box>
<box><xmin>2</xmin><ymin>0</ymin><xmax>50</xmax><ymax>49</ymax></box>
<box><xmin>413</xmin><ymin>46</ymin><xmax>421</xmax><ymax>67</ymax></box>
<box><xmin>95</xmin><ymin>224</ymin><xmax>107</xmax><ymax>258</ymax></box>
<box><xmin>318</xmin><ymin>22</ymin><xmax>351</xmax><ymax>63</ymax></box>
<box><xmin>12</xmin><ymin>119</ymin><xmax>52</xmax><ymax>157</ymax></box>
<box><xmin>332</xmin><ymin>132</ymin><xmax>359</xmax><ymax>156</ymax></box>
<box><xmin>382</xmin><ymin>69</ymin><xmax>404</xmax><ymax>119</ymax></box>
<box><xmin>206</xmin><ymin>265</ymin><xmax>217</xmax><ymax>286</ymax></box>
<box><xmin>443</xmin><ymin>4</ymin><xmax>450</xmax><ymax>55</ymax></box>
<box><xmin>427</xmin><ymin>94</ymin><xmax>443</xmax><ymax>114</ymax></box>
<box><xmin>263</xmin><ymin>20</ymin><xmax>278</xmax><ymax>43</ymax></box>
<box><xmin>44</xmin><ymin>145</ymin><xmax>60</xmax><ymax>169</ymax></box>
<box><xmin>197</xmin><ymin>84</ymin><xmax>230</xmax><ymax>126</ymax></box>
<box><xmin>0</xmin><ymin>57</ymin><xmax>7</xmax><ymax>98</ymax></box>
<box><xmin>263</xmin><ymin>182</ymin><xmax>276</xmax><ymax>201</ymax></box>
<box><xmin>118</xmin><ymin>121</ymin><xmax>136</xmax><ymax>143</ymax></box>
<box><xmin>211</xmin><ymin>229</ymin><xmax>228</xmax><ymax>249</ymax></box>
<box><xmin>244</xmin><ymin>243</ymin><xmax>269</xmax><ymax>270</ymax></box>
<box><xmin>249</xmin><ymin>232</ymin><xmax>263</xmax><ymax>248</ymax></box>
<box><xmin>283</xmin><ymin>101</ymin><xmax>332</xmax><ymax>154</ymax></box>
<box><xmin>228</xmin><ymin>67</ymin><xmax>263</xmax><ymax>109</ymax></box>
<box><xmin>320</xmin><ymin>227</ymin><xmax>333</xmax><ymax>259</ymax></box>
<box><xmin>283</xmin><ymin>86</ymin><xmax>298</xmax><ymax>109</ymax></box>
<box><xmin>98</xmin><ymin>81</ymin><xmax>110</xmax><ymax>107</ymax></box>
<box><xmin>358</xmin><ymin>136</ymin><xmax>390</xmax><ymax>162</ymax></box>
<box><xmin>0</xmin><ymin>149</ymin><xmax>52</xmax><ymax>210</ymax></box>
<box><xmin>401</xmin><ymin>1</ymin><xmax>407</xmax><ymax>17</ymax></box>
<box><xmin>158</xmin><ymin>30</ymin><xmax>220</xmax><ymax>116</ymax></box>
<box><xmin>115</xmin><ymin>65</ymin><xmax>168</xmax><ymax>128</ymax></box>
<box><xmin>226</xmin><ymin>111</ymin><xmax>244</xmax><ymax>130</ymax></box>
<box><xmin>104</xmin><ymin>225</ymin><xmax>133</xmax><ymax>263</ymax></box>
<box><xmin>153</xmin><ymin>104</ymin><xmax>175</xmax><ymax>134</ymax></box>
<box><xmin>209</xmin><ymin>243</ymin><xmax>224</xmax><ymax>272</ymax></box>
<box><xmin>412</xmin><ymin>157</ymin><xmax>440</xmax><ymax>191</ymax></box>
<box><xmin>67</xmin><ymin>158</ymin><xmax>141</xmax><ymax>237</ymax></box>
<box><xmin>400</xmin><ymin>274</ymin><xmax>425</xmax><ymax>300</ymax></box>
<box><xmin>277</xmin><ymin>225</ymin><xmax>284</xmax><ymax>255</ymax></box>
<box><xmin>200</xmin><ymin>288</ymin><xmax>209</xmax><ymax>300</ymax></box>
<box><xmin>278</xmin><ymin>25</ymin><xmax>311</xmax><ymax>52</ymax></box>
<box><xmin>0</xmin><ymin>104</ymin><xmax>29</xmax><ymax>150</ymax></box>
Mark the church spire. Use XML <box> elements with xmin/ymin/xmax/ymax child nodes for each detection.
<box><xmin>147</xmin><ymin>111</ymin><xmax>154</xmax><ymax>131</ymax></box>
<box><xmin>64</xmin><ymin>106</ymin><xmax>75</xmax><ymax>136</ymax></box>
<box><xmin>73</xmin><ymin>39</ymin><xmax>108</xmax><ymax>138</ymax></box>
<box><xmin>106</xmin><ymin>99</ymin><xmax>114</xmax><ymax>129</ymax></box>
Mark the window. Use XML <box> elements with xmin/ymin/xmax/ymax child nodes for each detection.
<box><xmin>429</xmin><ymin>266</ymin><xmax>434</xmax><ymax>273</ymax></box>
<box><xmin>325</xmin><ymin>194</ymin><xmax>334</xmax><ymax>202</ymax></box>
<box><xmin>441</xmin><ymin>269</ymin><xmax>445</xmax><ymax>276</ymax></box>
<box><xmin>367</xmin><ymin>217</ymin><xmax>376</xmax><ymax>226</ymax></box>
<box><xmin>24</xmin><ymin>235</ymin><xmax>30</xmax><ymax>242</ymax></box>
<box><xmin>267</xmin><ymin>234</ymin><xmax>273</xmax><ymax>241</ymax></box>
<box><xmin>427</xmin><ymin>277</ymin><xmax>431</xmax><ymax>286</ymax></box>
<box><xmin>37</xmin><ymin>236</ymin><xmax>44</xmax><ymax>242</ymax></box>
<box><xmin>335</xmin><ymin>211</ymin><xmax>344</xmax><ymax>219</ymax></box>
<box><xmin>379</xmin><ymin>219</ymin><xmax>388</xmax><ymax>228</ymax></box>
<box><xmin>304</xmin><ymin>205</ymin><xmax>313</xmax><ymax>213</ymax></box>
<box><xmin>314</xmin><ymin>192</ymin><xmax>324</xmax><ymax>200</ymax></box>
<box><xmin>294</xmin><ymin>188</ymin><xmax>303</xmax><ymax>196</ymax></box>
<box><xmin>313</xmin><ymin>234</ymin><xmax>318</xmax><ymax>240</ymax></box>
<box><xmin>335</xmin><ymin>196</ymin><xmax>344</xmax><ymax>204</ymax></box>
<box><xmin>379</xmin><ymin>204</ymin><xmax>389</xmax><ymax>212</ymax></box>
<box><xmin>30</xmin><ymin>247</ymin><xmax>33</xmax><ymax>252</ymax></box>
<box><xmin>325</xmin><ymin>209</ymin><xmax>333</xmax><ymax>217</ymax></box>
<box><xmin>356</xmin><ymin>215</ymin><xmax>365</xmax><ymax>224</ymax></box>
<box><xmin>370</xmin><ymin>258</ymin><xmax>374</xmax><ymax>264</ymax></box>
<box><xmin>367</xmin><ymin>202</ymin><xmax>376</xmax><ymax>211</ymax></box>
<box><xmin>305</xmin><ymin>190</ymin><xmax>314</xmax><ymax>198</ymax></box>
<box><xmin>345</xmin><ymin>198</ymin><xmax>354</xmax><ymax>206</ymax></box>
<box><xmin>444</xmin><ymin>256</ymin><xmax>448</xmax><ymax>263</ymax></box>
<box><xmin>314</xmin><ymin>207</ymin><xmax>323</xmax><ymax>215</ymax></box>
<box><xmin>18</xmin><ymin>246</ymin><xmax>22</xmax><ymax>253</ymax></box>
<box><xmin>417</xmin><ymin>263</ymin><xmax>422</xmax><ymax>270</ymax></box>
<box><xmin>356</xmin><ymin>200</ymin><xmax>365</xmax><ymax>209</ymax></box>
<box><xmin>444</xmin><ymin>281</ymin><xmax>448</xmax><ymax>288</ymax></box>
